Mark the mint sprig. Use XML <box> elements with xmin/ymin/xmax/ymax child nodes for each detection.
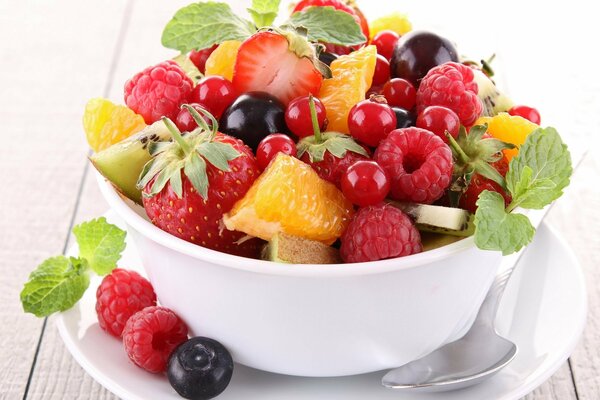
<box><xmin>20</xmin><ymin>217</ymin><xmax>126</xmax><ymax>317</ymax></box>
<box><xmin>287</xmin><ymin>6</ymin><xmax>366</xmax><ymax>46</ymax></box>
<box><xmin>473</xmin><ymin>127</ymin><xmax>572</xmax><ymax>255</ymax></box>
<box><xmin>248</xmin><ymin>0</ymin><xmax>281</xmax><ymax>27</ymax></box>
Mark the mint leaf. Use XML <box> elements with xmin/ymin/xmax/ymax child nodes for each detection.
<box><xmin>288</xmin><ymin>6</ymin><xmax>366</xmax><ymax>46</ymax></box>
<box><xmin>248</xmin><ymin>0</ymin><xmax>280</xmax><ymax>27</ymax></box>
<box><xmin>506</xmin><ymin>127</ymin><xmax>572</xmax><ymax>209</ymax></box>
<box><xmin>173</xmin><ymin>53</ymin><xmax>203</xmax><ymax>84</ymax></box>
<box><xmin>474</xmin><ymin>190</ymin><xmax>535</xmax><ymax>255</ymax></box>
<box><xmin>21</xmin><ymin>256</ymin><xmax>90</xmax><ymax>317</ymax></box>
<box><xmin>72</xmin><ymin>217</ymin><xmax>126</xmax><ymax>275</ymax></box>
<box><xmin>162</xmin><ymin>2</ymin><xmax>256</xmax><ymax>53</ymax></box>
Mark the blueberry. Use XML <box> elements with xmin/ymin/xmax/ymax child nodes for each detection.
<box><xmin>167</xmin><ymin>337</ymin><xmax>234</xmax><ymax>400</ymax></box>
<box><xmin>219</xmin><ymin>91</ymin><xmax>287</xmax><ymax>151</ymax></box>
<box><xmin>318</xmin><ymin>51</ymin><xmax>338</xmax><ymax>67</ymax></box>
<box><xmin>392</xmin><ymin>107</ymin><xmax>416</xmax><ymax>129</ymax></box>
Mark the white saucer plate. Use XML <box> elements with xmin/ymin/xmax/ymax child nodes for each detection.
<box><xmin>56</xmin><ymin>211</ymin><xmax>586</xmax><ymax>400</ymax></box>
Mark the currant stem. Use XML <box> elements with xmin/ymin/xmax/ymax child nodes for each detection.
<box><xmin>162</xmin><ymin>117</ymin><xmax>191</xmax><ymax>155</ymax></box>
<box><xmin>308</xmin><ymin>95</ymin><xmax>322</xmax><ymax>143</ymax></box>
<box><xmin>446</xmin><ymin>131</ymin><xmax>470</xmax><ymax>164</ymax></box>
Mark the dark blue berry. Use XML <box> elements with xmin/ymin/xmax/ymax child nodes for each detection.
<box><xmin>318</xmin><ymin>52</ymin><xmax>338</xmax><ymax>66</ymax></box>
<box><xmin>392</xmin><ymin>107</ymin><xmax>416</xmax><ymax>129</ymax></box>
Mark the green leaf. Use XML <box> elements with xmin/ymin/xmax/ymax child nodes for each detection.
<box><xmin>162</xmin><ymin>2</ymin><xmax>256</xmax><ymax>53</ymax></box>
<box><xmin>474</xmin><ymin>191</ymin><xmax>535</xmax><ymax>255</ymax></box>
<box><xmin>170</xmin><ymin>169</ymin><xmax>183</xmax><ymax>198</ymax></box>
<box><xmin>288</xmin><ymin>6</ymin><xmax>366</xmax><ymax>46</ymax></box>
<box><xmin>184</xmin><ymin>152</ymin><xmax>209</xmax><ymax>199</ymax></box>
<box><xmin>247</xmin><ymin>0</ymin><xmax>280</xmax><ymax>27</ymax></box>
<box><xmin>172</xmin><ymin>53</ymin><xmax>203</xmax><ymax>84</ymax></box>
<box><xmin>20</xmin><ymin>256</ymin><xmax>90</xmax><ymax>317</ymax></box>
<box><xmin>196</xmin><ymin>142</ymin><xmax>240</xmax><ymax>171</ymax></box>
<box><xmin>506</xmin><ymin>127</ymin><xmax>572</xmax><ymax>209</ymax></box>
<box><xmin>297</xmin><ymin>132</ymin><xmax>367</xmax><ymax>163</ymax></box>
<box><xmin>72</xmin><ymin>217</ymin><xmax>126</xmax><ymax>275</ymax></box>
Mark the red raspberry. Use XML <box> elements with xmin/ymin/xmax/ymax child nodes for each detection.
<box><xmin>416</xmin><ymin>62</ymin><xmax>483</xmax><ymax>126</ymax></box>
<box><xmin>340</xmin><ymin>203</ymin><xmax>422</xmax><ymax>263</ymax></box>
<box><xmin>374</xmin><ymin>127</ymin><xmax>453</xmax><ymax>204</ymax></box>
<box><xmin>124</xmin><ymin>60</ymin><xmax>194</xmax><ymax>124</ymax></box>
<box><xmin>95</xmin><ymin>268</ymin><xmax>157</xmax><ymax>337</ymax></box>
<box><xmin>122</xmin><ymin>306</ymin><xmax>188</xmax><ymax>373</ymax></box>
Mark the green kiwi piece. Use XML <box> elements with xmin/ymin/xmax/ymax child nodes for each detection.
<box><xmin>262</xmin><ymin>232</ymin><xmax>342</xmax><ymax>264</ymax></box>
<box><xmin>90</xmin><ymin>121</ymin><xmax>171</xmax><ymax>204</ymax></box>
<box><xmin>473</xmin><ymin>69</ymin><xmax>514</xmax><ymax>116</ymax></box>
<box><xmin>387</xmin><ymin>201</ymin><xmax>475</xmax><ymax>237</ymax></box>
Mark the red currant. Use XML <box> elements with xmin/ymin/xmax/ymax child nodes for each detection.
<box><xmin>341</xmin><ymin>160</ymin><xmax>390</xmax><ymax>207</ymax></box>
<box><xmin>372</xmin><ymin>54</ymin><xmax>391</xmax><ymax>87</ymax></box>
<box><xmin>382</xmin><ymin>78</ymin><xmax>416</xmax><ymax>110</ymax></box>
<box><xmin>508</xmin><ymin>105</ymin><xmax>541</xmax><ymax>124</ymax></box>
<box><xmin>174</xmin><ymin>103</ymin><xmax>210</xmax><ymax>132</ymax></box>
<box><xmin>348</xmin><ymin>97</ymin><xmax>397</xmax><ymax>147</ymax></box>
<box><xmin>190</xmin><ymin>76</ymin><xmax>238</xmax><ymax>119</ymax></box>
<box><xmin>189</xmin><ymin>45</ymin><xmax>218</xmax><ymax>74</ymax></box>
<box><xmin>285</xmin><ymin>96</ymin><xmax>327</xmax><ymax>138</ymax></box>
<box><xmin>416</xmin><ymin>106</ymin><xmax>460</xmax><ymax>143</ymax></box>
<box><xmin>256</xmin><ymin>134</ymin><xmax>297</xmax><ymax>171</ymax></box>
<box><xmin>371</xmin><ymin>30</ymin><xmax>400</xmax><ymax>60</ymax></box>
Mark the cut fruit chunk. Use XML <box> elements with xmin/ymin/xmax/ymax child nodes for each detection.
<box><xmin>472</xmin><ymin>69</ymin><xmax>514</xmax><ymax>117</ymax></box>
<box><xmin>90</xmin><ymin>121</ymin><xmax>171</xmax><ymax>204</ymax></box>
<box><xmin>223</xmin><ymin>154</ymin><xmax>354</xmax><ymax>244</ymax></box>
<box><xmin>204</xmin><ymin>40</ymin><xmax>242</xmax><ymax>81</ymax></box>
<box><xmin>369</xmin><ymin>12</ymin><xmax>412</xmax><ymax>39</ymax></box>
<box><xmin>388</xmin><ymin>201</ymin><xmax>475</xmax><ymax>237</ymax></box>
<box><xmin>475</xmin><ymin>112</ymin><xmax>539</xmax><ymax>161</ymax></box>
<box><xmin>318</xmin><ymin>45</ymin><xmax>377</xmax><ymax>133</ymax></box>
<box><xmin>262</xmin><ymin>232</ymin><xmax>342</xmax><ymax>264</ymax></box>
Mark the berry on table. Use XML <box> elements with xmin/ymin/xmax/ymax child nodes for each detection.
<box><xmin>341</xmin><ymin>160</ymin><xmax>390</xmax><ymax>207</ymax></box>
<box><xmin>508</xmin><ymin>105</ymin><xmax>541</xmax><ymax>124</ymax></box>
<box><xmin>95</xmin><ymin>268</ymin><xmax>157</xmax><ymax>337</ymax></box>
<box><xmin>256</xmin><ymin>134</ymin><xmax>297</xmax><ymax>171</ymax></box>
<box><xmin>392</xmin><ymin>107</ymin><xmax>416</xmax><ymax>129</ymax></box>
<box><xmin>372</xmin><ymin>54</ymin><xmax>391</xmax><ymax>87</ymax></box>
<box><xmin>371</xmin><ymin>30</ymin><xmax>400</xmax><ymax>60</ymax></box>
<box><xmin>124</xmin><ymin>60</ymin><xmax>194</xmax><ymax>124</ymax></box>
<box><xmin>374</xmin><ymin>127</ymin><xmax>453</xmax><ymax>204</ymax></box>
<box><xmin>285</xmin><ymin>95</ymin><xmax>327</xmax><ymax>138</ymax></box>
<box><xmin>416</xmin><ymin>106</ymin><xmax>460</xmax><ymax>143</ymax></box>
<box><xmin>167</xmin><ymin>337</ymin><xmax>234</xmax><ymax>400</ymax></box>
<box><xmin>175</xmin><ymin>103</ymin><xmax>211</xmax><ymax>132</ymax></box>
<box><xmin>348</xmin><ymin>96</ymin><xmax>397</xmax><ymax>147</ymax></box>
<box><xmin>122</xmin><ymin>306</ymin><xmax>188</xmax><ymax>373</ymax></box>
<box><xmin>416</xmin><ymin>62</ymin><xmax>482</xmax><ymax>126</ymax></box>
<box><xmin>382</xmin><ymin>78</ymin><xmax>416</xmax><ymax>110</ymax></box>
<box><xmin>340</xmin><ymin>203</ymin><xmax>422</xmax><ymax>263</ymax></box>
<box><xmin>190</xmin><ymin>76</ymin><xmax>238</xmax><ymax>120</ymax></box>
<box><xmin>189</xmin><ymin>45</ymin><xmax>218</xmax><ymax>74</ymax></box>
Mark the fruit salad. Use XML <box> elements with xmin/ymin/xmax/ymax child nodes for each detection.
<box><xmin>21</xmin><ymin>1</ymin><xmax>573</xmax><ymax>397</ymax></box>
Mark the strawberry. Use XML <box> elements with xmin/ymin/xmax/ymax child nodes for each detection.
<box><xmin>138</xmin><ymin>106</ymin><xmax>263</xmax><ymax>258</ymax></box>
<box><xmin>232</xmin><ymin>29</ymin><xmax>329</xmax><ymax>105</ymax></box>
<box><xmin>297</xmin><ymin>96</ymin><xmax>369</xmax><ymax>187</ymax></box>
<box><xmin>458</xmin><ymin>155</ymin><xmax>511</xmax><ymax>213</ymax></box>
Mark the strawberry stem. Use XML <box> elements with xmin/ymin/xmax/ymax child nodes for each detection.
<box><xmin>446</xmin><ymin>131</ymin><xmax>470</xmax><ymax>164</ymax></box>
<box><xmin>184</xmin><ymin>105</ymin><xmax>219</xmax><ymax>141</ymax></box>
<box><xmin>308</xmin><ymin>95</ymin><xmax>322</xmax><ymax>144</ymax></box>
<box><xmin>162</xmin><ymin>117</ymin><xmax>191</xmax><ymax>155</ymax></box>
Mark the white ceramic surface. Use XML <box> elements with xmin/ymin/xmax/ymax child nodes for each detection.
<box><xmin>56</xmin><ymin>213</ymin><xmax>586</xmax><ymax>400</ymax></box>
<box><xmin>96</xmin><ymin>173</ymin><xmax>504</xmax><ymax>376</ymax></box>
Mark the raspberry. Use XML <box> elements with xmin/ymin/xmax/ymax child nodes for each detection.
<box><xmin>374</xmin><ymin>127</ymin><xmax>453</xmax><ymax>204</ymax></box>
<box><xmin>124</xmin><ymin>60</ymin><xmax>194</xmax><ymax>124</ymax></box>
<box><xmin>416</xmin><ymin>62</ymin><xmax>483</xmax><ymax>126</ymax></box>
<box><xmin>340</xmin><ymin>203</ymin><xmax>422</xmax><ymax>263</ymax></box>
<box><xmin>122</xmin><ymin>306</ymin><xmax>188</xmax><ymax>373</ymax></box>
<box><xmin>95</xmin><ymin>268</ymin><xmax>157</xmax><ymax>337</ymax></box>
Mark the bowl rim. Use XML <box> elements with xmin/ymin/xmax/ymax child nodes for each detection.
<box><xmin>96</xmin><ymin>171</ymin><xmax>486</xmax><ymax>277</ymax></box>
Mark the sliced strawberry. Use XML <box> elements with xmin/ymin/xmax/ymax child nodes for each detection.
<box><xmin>232</xmin><ymin>30</ymin><xmax>325</xmax><ymax>105</ymax></box>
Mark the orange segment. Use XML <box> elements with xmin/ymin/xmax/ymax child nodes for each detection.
<box><xmin>369</xmin><ymin>12</ymin><xmax>412</xmax><ymax>40</ymax></box>
<box><xmin>204</xmin><ymin>40</ymin><xmax>242</xmax><ymax>81</ymax></box>
<box><xmin>223</xmin><ymin>154</ymin><xmax>354</xmax><ymax>244</ymax></box>
<box><xmin>476</xmin><ymin>113</ymin><xmax>539</xmax><ymax>161</ymax></box>
<box><xmin>83</xmin><ymin>98</ymin><xmax>146</xmax><ymax>152</ymax></box>
<box><xmin>318</xmin><ymin>45</ymin><xmax>377</xmax><ymax>133</ymax></box>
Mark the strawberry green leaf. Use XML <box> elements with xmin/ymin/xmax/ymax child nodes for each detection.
<box><xmin>474</xmin><ymin>190</ymin><xmax>535</xmax><ymax>255</ymax></box>
<box><xmin>288</xmin><ymin>6</ymin><xmax>366</xmax><ymax>46</ymax></box>
<box><xmin>170</xmin><ymin>169</ymin><xmax>183</xmax><ymax>198</ymax></box>
<box><xmin>162</xmin><ymin>2</ymin><xmax>256</xmax><ymax>53</ymax></box>
<box><xmin>72</xmin><ymin>217</ymin><xmax>126</xmax><ymax>275</ymax></box>
<box><xmin>248</xmin><ymin>0</ymin><xmax>280</xmax><ymax>27</ymax></box>
<box><xmin>184</xmin><ymin>152</ymin><xmax>209</xmax><ymax>199</ymax></box>
<box><xmin>505</xmin><ymin>127</ymin><xmax>572</xmax><ymax>210</ymax></box>
<box><xmin>196</xmin><ymin>142</ymin><xmax>240</xmax><ymax>171</ymax></box>
<box><xmin>297</xmin><ymin>132</ymin><xmax>367</xmax><ymax>163</ymax></box>
<box><xmin>21</xmin><ymin>256</ymin><xmax>90</xmax><ymax>317</ymax></box>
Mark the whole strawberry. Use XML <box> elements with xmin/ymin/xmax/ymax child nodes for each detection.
<box><xmin>459</xmin><ymin>156</ymin><xmax>511</xmax><ymax>213</ymax></box>
<box><xmin>138</xmin><ymin>106</ymin><xmax>262</xmax><ymax>258</ymax></box>
<box><xmin>297</xmin><ymin>96</ymin><xmax>369</xmax><ymax>187</ymax></box>
<box><xmin>124</xmin><ymin>60</ymin><xmax>194</xmax><ymax>124</ymax></box>
<box><xmin>416</xmin><ymin>62</ymin><xmax>483</xmax><ymax>126</ymax></box>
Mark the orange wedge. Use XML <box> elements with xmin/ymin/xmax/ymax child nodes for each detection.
<box><xmin>476</xmin><ymin>113</ymin><xmax>539</xmax><ymax>161</ymax></box>
<box><xmin>204</xmin><ymin>40</ymin><xmax>242</xmax><ymax>81</ymax></box>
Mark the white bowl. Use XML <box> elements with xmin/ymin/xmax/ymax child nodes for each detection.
<box><xmin>96</xmin><ymin>172</ymin><xmax>501</xmax><ymax>377</ymax></box>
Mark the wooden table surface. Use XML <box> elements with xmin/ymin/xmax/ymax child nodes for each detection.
<box><xmin>1</xmin><ymin>0</ymin><xmax>598</xmax><ymax>399</ymax></box>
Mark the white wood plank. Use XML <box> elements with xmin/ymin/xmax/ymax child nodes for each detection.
<box><xmin>523</xmin><ymin>363</ymin><xmax>578</xmax><ymax>400</ymax></box>
<box><xmin>0</xmin><ymin>1</ymin><xmax>129</xmax><ymax>398</ymax></box>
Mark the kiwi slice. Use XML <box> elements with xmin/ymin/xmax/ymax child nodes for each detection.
<box><xmin>472</xmin><ymin>69</ymin><xmax>514</xmax><ymax>116</ymax></box>
<box><xmin>90</xmin><ymin>121</ymin><xmax>171</xmax><ymax>204</ymax></box>
<box><xmin>262</xmin><ymin>233</ymin><xmax>342</xmax><ymax>264</ymax></box>
<box><xmin>387</xmin><ymin>201</ymin><xmax>475</xmax><ymax>237</ymax></box>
